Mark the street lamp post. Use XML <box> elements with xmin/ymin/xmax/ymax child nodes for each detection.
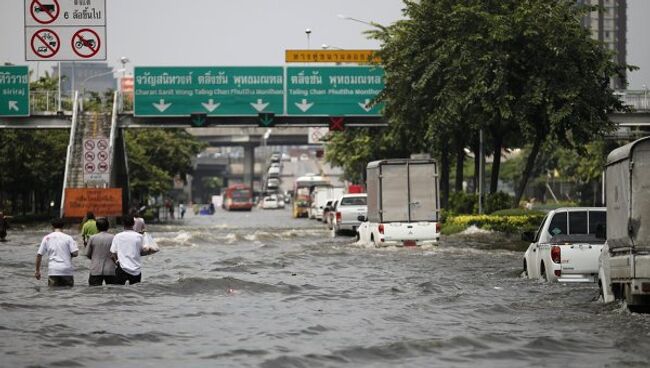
<box><xmin>305</xmin><ymin>28</ymin><xmax>311</xmax><ymax>49</ymax></box>
<box><xmin>119</xmin><ymin>57</ymin><xmax>130</xmax><ymax>110</ymax></box>
<box><xmin>321</xmin><ymin>44</ymin><xmax>343</xmax><ymax>50</ymax></box>
<box><xmin>337</xmin><ymin>14</ymin><xmax>374</xmax><ymax>27</ymax></box>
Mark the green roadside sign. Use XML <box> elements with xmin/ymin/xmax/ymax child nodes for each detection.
<box><xmin>0</xmin><ymin>66</ymin><xmax>29</xmax><ymax>117</ymax></box>
<box><xmin>134</xmin><ymin>66</ymin><xmax>284</xmax><ymax>116</ymax></box>
<box><xmin>286</xmin><ymin>66</ymin><xmax>384</xmax><ymax>116</ymax></box>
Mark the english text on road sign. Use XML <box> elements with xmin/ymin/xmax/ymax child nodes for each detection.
<box><xmin>285</xmin><ymin>50</ymin><xmax>381</xmax><ymax>64</ymax></box>
<box><xmin>287</xmin><ymin>66</ymin><xmax>384</xmax><ymax>116</ymax></box>
<box><xmin>134</xmin><ymin>67</ymin><xmax>284</xmax><ymax>116</ymax></box>
<box><xmin>0</xmin><ymin>66</ymin><xmax>30</xmax><ymax>117</ymax></box>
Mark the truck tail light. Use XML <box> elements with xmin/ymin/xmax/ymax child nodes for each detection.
<box><xmin>378</xmin><ymin>224</ymin><xmax>384</xmax><ymax>234</ymax></box>
<box><xmin>336</xmin><ymin>212</ymin><xmax>341</xmax><ymax>222</ymax></box>
<box><xmin>435</xmin><ymin>222</ymin><xmax>440</xmax><ymax>233</ymax></box>
<box><xmin>551</xmin><ymin>245</ymin><xmax>561</xmax><ymax>264</ymax></box>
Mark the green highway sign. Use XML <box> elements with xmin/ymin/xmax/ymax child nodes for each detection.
<box><xmin>0</xmin><ymin>66</ymin><xmax>29</xmax><ymax>117</ymax></box>
<box><xmin>286</xmin><ymin>66</ymin><xmax>384</xmax><ymax>116</ymax></box>
<box><xmin>134</xmin><ymin>67</ymin><xmax>284</xmax><ymax>116</ymax></box>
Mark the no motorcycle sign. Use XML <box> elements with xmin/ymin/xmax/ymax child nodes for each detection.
<box><xmin>24</xmin><ymin>0</ymin><xmax>107</xmax><ymax>61</ymax></box>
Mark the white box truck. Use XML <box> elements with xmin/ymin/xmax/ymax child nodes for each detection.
<box><xmin>310</xmin><ymin>187</ymin><xmax>344</xmax><ymax>221</ymax></box>
<box><xmin>600</xmin><ymin>136</ymin><xmax>650</xmax><ymax>312</ymax></box>
<box><xmin>357</xmin><ymin>158</ymin><xmax>440</xmax><ymax>247</ymax></box>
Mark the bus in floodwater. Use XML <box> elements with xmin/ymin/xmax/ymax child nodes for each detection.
<box><xmin>222</xmin><ymin>184</ymin><xmax>254</xmax><ymax>211</ymax></box>
<box><xmin>292</xmin><ymin>174</ymin><xmax>330</xmax><ymax>218</ymax></box>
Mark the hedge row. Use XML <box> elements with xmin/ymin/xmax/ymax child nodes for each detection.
<box><xmin>444</xmin><ymin>214</ymin><xmax>545</xmax><ymax>234</ymax></box>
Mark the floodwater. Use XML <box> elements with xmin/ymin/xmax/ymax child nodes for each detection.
<box><xmin>1</xmin><ymin>209</ymin><xmax>650</xmax><ymax>368</ymax></box>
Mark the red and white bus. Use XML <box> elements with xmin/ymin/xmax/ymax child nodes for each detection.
<box><xmin>222</xmin><ymin>184</ymin><xmax>254</xmax><ymax>211</ymax></box>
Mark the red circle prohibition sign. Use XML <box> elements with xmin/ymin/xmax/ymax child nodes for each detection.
<box><xmin>97</xmin><ymin>139</ymin><xmax>108</xmax><ymax>150</ymax></box>
<box><xmin>30</xmin><ymin>0</ymin><xmax>60</xmax><ymax>24</ymax></box>
<box><xmin>97</xmin><ymin>151</ymin><xmax>109</xmax><ymax>162</ymax></box>
<box><xmin>98</xmin><ymin>162</ymin><xmax>109</xmax><ymax>173</ymax></box>
<box><xmin>84</xmin><ymin>162</ymin><xmax>96</xmax><ymax>173</ymax></box>
<box><xmin>84</xmin><ymin>140</ymin><xmax>95</xmax><ymax>150</ymax></box>
<box><xmin>84</xmin><ymin>151</ymin><xmax>95</xmax><ymax>161</ymax></box>
<box><xmin>71</xmin><ymin>28</ymin><xmax>101</xmax><ymax>58</ymax></box>
<box><xmin>30</xmin><ymin>28</ymin><xmax>60</xmax><ymax>59</ymax></box>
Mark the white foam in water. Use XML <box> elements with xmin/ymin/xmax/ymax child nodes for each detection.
<box><xmin>460</xmin><ymin>225</ymin><xmax>493</xmax><ymax>235</ymax></box>
<box><xmin>154</xmin><ymin>230</ymin><xmax>196</xmax><ymax>247</ymax></box>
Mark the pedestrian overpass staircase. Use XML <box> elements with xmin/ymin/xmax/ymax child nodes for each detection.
<box><xmin>60</xmin><ymin>92</ymin><xmax>128</xmax><ymax>217</ymax></box>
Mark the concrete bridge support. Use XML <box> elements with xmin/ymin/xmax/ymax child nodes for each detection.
<box><xmin>243</xmin><ymin>143</ymin><xmax>255</xmax><ymax>190</ymax></box>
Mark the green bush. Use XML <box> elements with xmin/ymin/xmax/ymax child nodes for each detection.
<box><xmin>448</xmin><ymin>192</ymin><xmax>477</xmax><ymax>214</ymax></box>
<box><xmin>491</xmin><ymin>208</ymin><xmax>545</xmax><ymax>216</ymax></box>
<box><xmin>483</xmin><ymin>192</ymin><xmax>513</xmax><ymax>214</ymax></box>
<box><xmin>448</xmin><ymin>191</ymin><xmax>514</xmax><ymax>215</ymax></box>
<box><xmin>445</xmin><ymin>214</ymin><xmax>545</xmax><ymax>234</ymax></box>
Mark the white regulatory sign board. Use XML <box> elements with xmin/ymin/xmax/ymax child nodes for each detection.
<box><xmin>24</xmin><ymin>0</ymin><xmax>106</xmax><ymax>61</ymax></box>
<box><xmin>308</xmin><ymin>127</ymin><xmax>329</xmax><ymax>145</ymax></box>
<box><xmin>83</xmin><ymin>137</ymin><xmax>110</xmax><ymax>183</ymax></box>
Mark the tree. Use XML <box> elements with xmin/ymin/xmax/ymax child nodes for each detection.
<box><xmin>363</xmin><ymin>0</ymin><xmax>628</xmax><ymax>207</ymax></box>
<box><xmin>124</xmin><ymin>129</ymin><xmax>205</xmax><ymax>201</ymax></box>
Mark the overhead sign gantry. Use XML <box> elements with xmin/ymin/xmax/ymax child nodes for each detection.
<box><xmin>133</xmin><ymin>65</ymin><xmax>385</xmax><ymax>126</ymax></box>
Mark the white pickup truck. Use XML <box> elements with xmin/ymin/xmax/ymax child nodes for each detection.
<box><xmin>357</xmin><ymin>158</ymin><xmax>440</xmax><ymax>247</ymax></box>
<box><xmin>523</xmin><ymin>207</ymin><xmax>606</xmax><ymax>282</ymax></box>
<box><xmin>332</xmin><ymin>194</ymin><xmax>367</xmax><ymax>236</ymax></box>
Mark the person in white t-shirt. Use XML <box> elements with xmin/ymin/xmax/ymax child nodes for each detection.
<box><xmin>130</xmin><ymin>207</ymin><xmax>146</xmax><ymax>234</ymax></box>
<box><xmin>35</xmin><ymin>218</ymin><xmax>79</xmax><ymax>287</ymax></box>
<box><xmin>110</xmin><ymin>215</ymin><xmax>157</xmax><ymax>285</ymax></box>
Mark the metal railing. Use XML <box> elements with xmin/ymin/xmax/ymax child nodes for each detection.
<box><xmin>109</xmin><ymin>91</ymin><xmax>119</xmax><ymax>188</ymax></box>
<box><xmin>60</xmin><ymin>91</ymin><xmax>79</xmax><ymax>217</ymax></box>
<box><xmin>615</xmin><ymin>90</ymin><xmax>650</xmax><ymax>111</ymax></box>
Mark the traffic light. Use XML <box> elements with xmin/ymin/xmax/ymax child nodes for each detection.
<box><xmin>258</xmin><ymin>112</ymin><xmax>275</xmax><ymax>127</ymax></box>
<box><xmin>190</xmin><ymin>112</ymin><xmax>207</xmax><ymax>127</ymax></box>
<box><xmin>329</xmin><ymin>117</ymin><xmax>345</xmax><ymax>131</ymax></box>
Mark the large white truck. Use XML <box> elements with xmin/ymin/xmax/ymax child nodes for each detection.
<box><xmin>357</xmin><ymin>158</ymin><xmax>440</xmax><ymax>247</ymax></box>
<box><xmin>310</xmin><ymin>187</ymin><xmax>344</xmax><ymax>221</ymax></box>
<box><xmin>600</xmin><ymin>136</ymin><xmax>650</xmax><ymax>312</ymax></box>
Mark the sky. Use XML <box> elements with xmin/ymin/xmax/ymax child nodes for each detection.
<box><xmin>1</xmin><ymin>0</ymin><xmax>648</xmax><ymax>89</ymax></box>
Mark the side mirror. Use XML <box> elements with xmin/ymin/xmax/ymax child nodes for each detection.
<box><xmin>357</xmin><ymin>215</ymin><xmax>367</xmax><ymax>222</ymax></box>
<box><xmin>521</xmin><ymin>231</ymin><xmax>535</xmax><ymax>242</ymax></box>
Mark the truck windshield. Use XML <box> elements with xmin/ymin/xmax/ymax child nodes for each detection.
<box><xmin>340</xmin><ymin>196</ymin><xmax>367</xmax><ymax>206</ymax></box>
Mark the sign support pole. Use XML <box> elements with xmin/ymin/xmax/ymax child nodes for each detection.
<box><xmin>57</xmin><ymin>61</ymin><xmax>62</xmax><ymax>112</ymax></box>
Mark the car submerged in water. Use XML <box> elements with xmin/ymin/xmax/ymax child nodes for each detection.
<box><xmin>522</xmin><ymin>207</ymin><xmax>606</xmax><ymax>283</ymax></box>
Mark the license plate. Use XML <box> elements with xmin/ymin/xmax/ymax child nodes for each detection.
<box><xmin>403</xmin><ymin>240</ymin><xmax>416</xmax><ymax>247</ymax></box>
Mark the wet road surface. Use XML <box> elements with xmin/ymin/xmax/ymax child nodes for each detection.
<box><xmin>1</xmin><ymin>209</ymin><xmax>650</xmax><ymax>367</ymax></box>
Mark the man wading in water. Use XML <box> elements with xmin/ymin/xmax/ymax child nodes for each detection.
<box><xmin>35</xmin><ymin>218</ymin><xmax>80</xmax><ymax>287</ymax></box>
<box><xmin>110</xmin><ymin>215</ymin><xmax>157</xmax><ymax>285</ymax></box>
<box><xmin>86</xmin><ymin>217</ymin><xmax>117</xmax><ymax>286</ymax></box>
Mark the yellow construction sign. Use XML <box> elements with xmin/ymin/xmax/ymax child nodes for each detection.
<box><xmin>285</xmin><ymin>49</ymin><xmax>381</xmax><ymax>64</ymax></box>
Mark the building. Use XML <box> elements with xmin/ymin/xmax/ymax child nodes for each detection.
<box><xmin>52</xmin><ymin>62</ymin><xmax>117</xmax><ymax>97</ymax></box>
<box><xmin>579</xmin><ymin>0</ymin><xmax>627</xmax><ymax>89</ymax></box>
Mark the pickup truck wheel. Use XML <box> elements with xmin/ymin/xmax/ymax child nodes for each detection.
<box><xmin>540</xmin><ymin>262</ymin><xmax>548</xmax><ymax>282</ymax></box>
<box><xmin>523</xmin><ymin>260</ymin><xmax>528</xmax><ymax>278</ymax></box>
